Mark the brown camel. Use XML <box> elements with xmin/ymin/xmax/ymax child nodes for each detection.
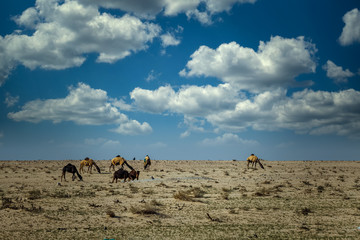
<box><xmin>247</xmin><ymin>154</ymin><xmax>264</xmax><ymax>169</ymax></box>
<box><xmin>109</xmin><ymin>155</ymin><xmax>134</xmax><ymax>172</ymax></box>
<box><xmin>112</xmin><ymin>168</ymin><xmax>129</xmax><ymax>183</ymax></box>
<box><xmin>61</xmin><ymin>164</ymin><xmax>83</xmax><ymax>182</ymax></box>
<box><xmin>79</xmin><ymin>157</ymin><xmax>101</xmax><ymax>174</ymax></box>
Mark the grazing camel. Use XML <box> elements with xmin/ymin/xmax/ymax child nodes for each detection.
<box><xmin>112</xmin><ymin>168</ymin><xmax>129</xmax><ymax>183</ymax></box>
<box><xmin>61</xmin><ymin>164</ymin><xmax>83</xmax><ymax>182</ymax></box>
<box><xmin>128</xmin><ymin>169</ymin><xmax>140</xmax><ymax>181</ymax></box>
<box><xmin>109</xmin><ymin>155</ymin><xmax>134</xmax><ymax>172</ymax></box>
<box><xmin>144</xmin><ymin>155</ymin><xmax>151</xmax><ymax>170</ymax></box>
<box><xmin>79</xmin><ymin>157</ymin><xmax>101</xmax><ymax>174</ymax></box>
<box><xmin>247</xmin><ymin>154</ymin><xmax>264</xmax><ymax>169</ymax></box>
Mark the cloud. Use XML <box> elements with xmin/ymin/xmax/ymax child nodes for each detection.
<box><xmin>4</xmin><ymin>93</ymin><xmax>19</xmax><ymax>107</ymax></box>
<box><xmin>0</xmin><ymin>0</ymin><xmax>161</xmax><ymax>84</ymax></box>
<box><xmin>0</xmin><ymin>0</ymin><xmax>257</xmax><ymax>85</ymax></box>
<box><xmin>180</xmin><ymin>36</ymin><xmax>317</xmax><ymax>92</ymax></box>
<box><xmin>81</xmin><ymin>0</ymin><xmax>256</xmax><ymax>23</ymax></box>
<box><xmin>131</xmin><ymin>83</ymin><xmax>360</xmax><ymax>138</ymax></box>
<box><xmin>201</xmin><ymin>133</ymin><xmax>258</xmax><ymax>146</ymax></box>
<box><xmin>111</xmin><ymin>120</ymin><xmax>152</xmax><ymax>135</ymax></box>
<box><xmin>339</xmin><ymin>8</ymin><xmax>360</xmax><ymax>46</ymax></box>
<box><xmin>160</xmin><ymin>32</ymin><xmax>181</xmax><ymax>47</ymax></box>
<box><xmin>180</xmin><ymin>116</ymin><xmax>206</xmax><ymax>138</ymax></box>
<box><xmin>145</xmin><ymin>69</ymin><xmax>162</xmax><ymax>82</ymax></box>
<box><xmin>131</xmin><ymin>83</ymin><xmax>239</xmax><ymax>116</ymax></box>
<box><xmin>210</xmin><ymin>88</ymin><xmax>360</xmax><ymax>137</ymax></box>
<box><xmin>8</xmin><ymin>82</ymin><xmax>152</xmax><ymax>135</ymax></box>
<box><xmin>322</xmin><ymin>60</ymin><xmax>355</xmax><ymax>84</ymax></box>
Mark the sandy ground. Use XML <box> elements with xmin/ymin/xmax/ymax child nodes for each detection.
<box><xmin>1</xmin><ymin>159</ymin><xmax>360</xmax><ymax>239</ymax></box>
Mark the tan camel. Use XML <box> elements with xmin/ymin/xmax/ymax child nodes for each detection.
<box><xmin>79</xmin><ymin>157</ymin><xmax>101</xmax><ymax>174</ymax></box>
<box><xmin>247</xmin><ymin>154</ymin><xmax>264</xmax><ymax>169</ymax></box>
<box><xmin>109</xmin><ymin>155</ymin><xmax>134</xmax><ymax>172</ymax></box>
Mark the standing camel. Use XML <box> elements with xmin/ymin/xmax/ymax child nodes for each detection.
<box><xmin>109</xmin><ymin>155</ymin><xmax>134</xmax><ymax>172</ymax></box>
<box><xmin>79</xmin><ymin>157</ymin><xmax>101</xmax><ymax>174</ymax></box>
<box><xmin>247</xmin><ymin>154</ymin><xmax>264</xmax><ymax>169</ymax></box>
<box><xmin>61</xmin><ymin>164</ymin><xmax>83</xmax><ymax>182</ymax></box>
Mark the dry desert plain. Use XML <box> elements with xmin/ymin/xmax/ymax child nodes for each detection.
<box><xmin>1</xmin><ymin>159</ymin><xmax>360</xmax><ymax>239</ymax></box>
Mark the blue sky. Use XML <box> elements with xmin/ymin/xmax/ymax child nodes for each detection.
<box><xmin>0</xmin><ymin>0</ymin><xmax>359</xmax><ymax>161</ymax></box>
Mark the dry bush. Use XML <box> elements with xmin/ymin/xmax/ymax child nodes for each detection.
<box><xmin>142</xmin><ymin>188</ymin><xmax>155</xmax><ymax>195</ymax></box>
<box><xmin>302</xmin><ymin>181</ymin><xmax>312</xmax><ymax>186</ymax></box>
<box><xmin>106</xmin><ymin>209</ymin><xmax>116</xmax><ymax>218</ymax></box>
<box><xmin>174</xmin><ymin>187</ymin><xmax>207</xmax><ymax>201</ymax></box>
<box><xmin>130</xmin><ymin>203</ymin><xmax>159</xmax><ymax>215</ymax></box>
<box><xmin>317</xmin><ymin>185</ymin><xmax>325</xmax><ymax>193</ymax></box>
<box><xmin>299</xmin><ymin>207</ymin><xmax>312</xmax><ymax>216</ymax></box>
<box><xmin>253</xmin><ymin>187</ymin><xmax>271</xmax><ymax>197</ymax></box>
<box><xmin>51</xmin><ymin>190</ymin><xmax>71</xmax><ymax>198</ymax></box>
<box><xmin>221</xmin><ymin>192</ymin><xmax>230</xmax><ymax>200</ymax></box>
<box><xmin>174</xmin><ymin>191</ymin><xmax>193</xmax><ymax>201</ymax></box>
<box><xmin>28</xmin><ymin>189</ymin><xmax>42</xmax><ymax>200</ymax></box>
<box><xmin>150</xmin><ymin>199</ymin><xmax>163</xmax><ymax>206</ymax></box>
<box><xmin>129</xmin><ymin>184</ymin><xmax>139</xmax><ymax>194</ymax></box>
<box><xmin>192</xmin><ymin>187</ymin><xmax>206</xmax><ymax>198</ymax></box>
<box><xmin>222</xmin><ymin>187</ymin><xmax>232</xmax><ymax>193</ymax></box>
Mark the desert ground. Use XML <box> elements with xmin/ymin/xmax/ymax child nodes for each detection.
<box><xmin>1</xmin><ymin>159</ymin><xmax>360</xmax><ymax>239</ymax></box>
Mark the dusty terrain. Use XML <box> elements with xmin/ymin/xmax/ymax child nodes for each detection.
<box><xmin>1</xmin><ymin>159</ymin><xmax>360</xmax><ymax>239</ymax></box>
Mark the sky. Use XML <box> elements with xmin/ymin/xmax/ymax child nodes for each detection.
<box><xmin>0</xmin><ymin>0</ymin><xmax>360</xmax><ymax>161</ymax></box>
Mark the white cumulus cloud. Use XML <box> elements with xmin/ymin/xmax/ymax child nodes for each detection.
<box><xmin>0</xmin><ymin>0</ymin><xmax>161</xmax><ymax>84</ymax></box>
<box><xmin>322</xmin><ymin>60</ymin><xmax>355</xmax><ymax>84</ymax></box>
<box><xmin>180</xmin><ymin>36</ymin><xmax>317</xmax><ymax>92</ymax></box>
<box><xmin>8</xmin><ymin>83</ymin><xmax>152</xmax><ymax>135</ymax></box>
<box><xmin>339</xmin><ymin>8</ymin><xmax>360</xmax><ymax>46</ymax></box>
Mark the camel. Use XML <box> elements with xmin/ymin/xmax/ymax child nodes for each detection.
<box><xmin>109</xmin><ymin>155</ymin><xmax>134</xmax><ymax>172</ymax></box>
<box><xmin>144</xmin><ymin>155</ymin><xmax>151</xmax><ymax>170</ymax></box>
<box><xmin>128</xmin><ymin>169</ymin><xmax>140</xmax><ymax>181</ymax></box>
<box><xmin>247</xmin><ymin>154</ymin><xmax>264</xmax><ymax>169</ymax></box>
<box><xmin>79</xmin><ymin>157</ymin><xmax>101</xmax><ymax>174</ymax></box>
<box><xmin>61</xmin><ymin>163</ymin><xmax>83</xmax><ymax>182</ymax></box>
<box><xmin>112</xmin><ymin>168</ymin><xmax>129</xmax><ymax>183</ymax></box>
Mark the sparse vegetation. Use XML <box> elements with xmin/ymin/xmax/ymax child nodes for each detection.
<box><xmin>0</xmin><ymin>160</ymin><xmax>360</xmax><ymax>239</ymax></box>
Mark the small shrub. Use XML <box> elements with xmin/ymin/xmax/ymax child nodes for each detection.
<box><xmin>221</xmin><ymin>192</ymin><xmax>230</xmax><ymax>200</ymax></box>
<box><xmin>106</xmin><ymin>209</ymin><xmax>116</xmax><ymax>218</ymax></box>
<box><xmin>51</xmin><ymin>190</ymin><xmax>71</xmax><ymax>198</ymax></box>
<box><xmin>174</xmin><ymin>191</ymin><xmax>193</xmax><ymax>201</ymax></box>
<box><xmin>300</xmin><ymin>207</ymin><xmax>312</xmax><ymax>215</ymax></box>
<box><xmin>150</xmin><ymin>199</ymin><xmax>162</xmax><ymax>206</ymax></box>
<box><xmin>302</xmin><ymin>181</ymin><xmax>312</xmax><ymax>186</ymax></box>
<box><xmin>129</xmin><ymin>184</ymin><xmax>139</xmax><ymax>194</ymax></box>
<box><xmin>28</xmin><ymin>189</ymin><xmax>42</xmax><ymax>200</ymax></box>
<box><xmin>317</xmin><ymin>185</ymin><xmax>325</xmax><ymax>193</ymax></box>
<box><xmin>130</xmin><ymin>204</ymin><xmax>159</xmax><ymax>215</ymax></box>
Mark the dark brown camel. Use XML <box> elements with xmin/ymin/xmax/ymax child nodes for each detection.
<box><xmin>128</xmin><ymin>169</ymin><xmax>140</xmax><ymax>181</ymax></box>
<box><xmin>61</xmin><ymin>163</ymin><xmax>83</xmax><ymax>182</ymax></box>
<box><xmin>112</xmin><ymin>168</ymin><xmax>129</xmax><ymax>183</ymax></box>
